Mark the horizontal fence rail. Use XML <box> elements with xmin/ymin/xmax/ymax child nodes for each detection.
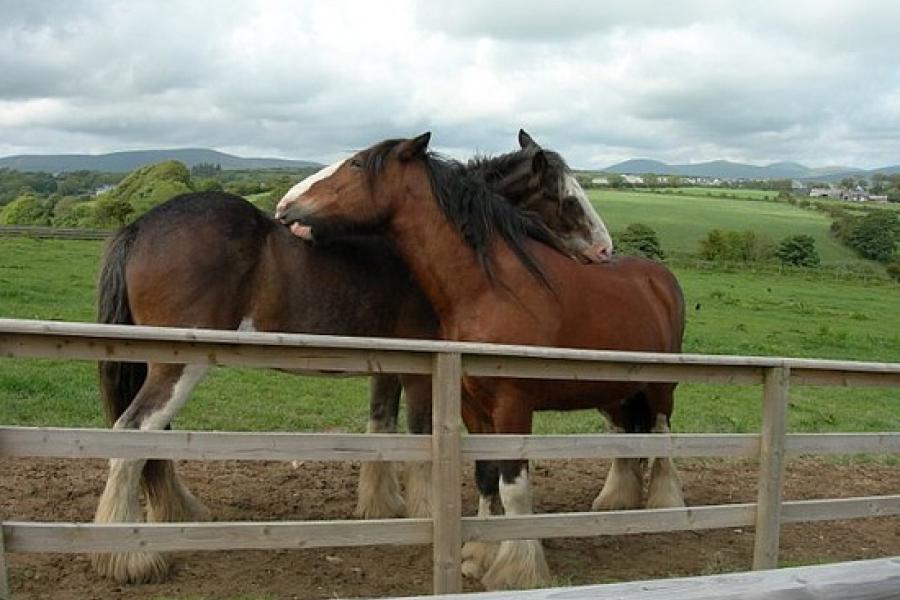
<box><xmin>4</xmin><ymin>427</ymin><xmax>900</xmax><ymax>462</ymax></box>
<box><xmin>0</xmin><ymin>226</ymin><xmax>110</xmax><ymax>240</ymax></box>
<box><xmin>1</xmin><ymin>317</ymin><xmax>899</xmax><ymax>598</ymax></box>
<box><xmin>403</xmin><ymin>557</ymin><xmax>900</xmax><ymax>600</ymax></box>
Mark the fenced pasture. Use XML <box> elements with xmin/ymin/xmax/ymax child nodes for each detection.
<box><xmin>1</xmin><ymin>318</ymin><xmax>899</xmax><ymax>599</ymax></box>
<box><xmin>590</xmin><ymin>189</ymin><xmax>873</xmax><ymax>266</ymax></box>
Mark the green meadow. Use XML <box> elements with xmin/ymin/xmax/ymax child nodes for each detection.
<box><xmin>1</xmin><ymin>219</ymin><xmax>897</xmax><ymax>439</ymax></box>
<box><xmin>591</xmin><ymin>189</ymin><xmax>871</xmax><ymax>267</ymax></box>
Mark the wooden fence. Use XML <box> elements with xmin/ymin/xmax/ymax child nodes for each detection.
<box><xmin>0</xmin><ymin>226</ymin><xmax>110</xmax><ymax>240</ymax></box>
<box><xmin>1</xmin><ymin>317</ymin><xmax>899</xmax><ymax>599</ymax></box>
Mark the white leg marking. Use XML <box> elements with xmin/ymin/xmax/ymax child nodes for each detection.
<box><xmin>355</xmin><ymin>418</ymin><xmax>405</xmax><ymax>518</ymax></box>
<box><xmin>404</xmin><ymin>462</ymin><xmax>432</xmax><ymax>518</ymax></box>
<box><xmin>647</xmin><ymin>414</ymin><xmax>686</xmax><ymax>508</ymax></box>
<box><xmin>593</xmin><ymin>457</ymin><xmax>644</xmax><ymax>511</ymax></box>
<box><xmin>237</xmin><ymin>317</ymin><xmax>256</xmax><ymax>332</ymax></box>
<box><xmin>462</xmin><ymin>492</ymin><xmax>500</xmax><ymax>580</ymax></box>
<box><xmin>139</xmin><ymin>365</ymin><xmax>209</xmax><ymax>432</ymax></box>
<box><xmin>481</xmin><ymin>469</ymin><xmax>551</xmax><ymax>590</ymax></box>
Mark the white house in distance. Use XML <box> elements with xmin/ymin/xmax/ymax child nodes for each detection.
<box><xmin>809</xmin><ymin>185</ymin><xmax>888</xmax><ymax>203</ymax></box>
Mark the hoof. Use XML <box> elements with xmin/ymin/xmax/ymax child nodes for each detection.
<box><xmin>405</xmin><ymin>462</ymin><xmax>433</xmax><ymax>519</ymax></box>
<box><xmin>646</xmin><ymin>458</ymin><xmax>686</xmax><ymax>509</ymax></box>
<box><xmin>461</xmin><ymin>540</ymin><xmax>498</xmax><ymax>580</ymax></box>
<box><xmin>481</xmin><ymin>539</ymin><xmax>551</xmax><ymax>590</ymax></box>
<box><xmin>355</xmin><ymin>462</ymin><xmax>406</xmax><ymax>519</ymax></box>
<box><xmin>91</xmin><ymin>551</ymin><xmax>170</xmax><ymax>584</ymax></box>
<box><xmin>592</xmin><ymin>459</ymin><xmax>644</xmax><ymax>511</ymax></box>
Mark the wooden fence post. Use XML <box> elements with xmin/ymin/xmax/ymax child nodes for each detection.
<box><xmin>1</xmin><ymin>524</ymin><xmax>9</xmax><ymax>599</ymax></box>
<box><xmin>753</xmin><ymin>366</ymin><xmax>790</xmax><ymax>570</ymax></box>
<box><xmin>431</xmin><ymin>352</ymin><xmax>462</xmax><ymax>594</ymax></box>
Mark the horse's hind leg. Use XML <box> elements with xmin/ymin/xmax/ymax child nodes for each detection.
<box><xmin>355</xmin><ymin>374</ymin><xmax>406</xmax><ymax>518</ymax></box>
<box><xmin>645</xmin><ymin>384</ymin><xmax>685</xmax><ymax>508</ymax></box>
<box><xmin>92</xmin><ymin>363</ymin><xmax>208</xmax><ymax>584</ymax></box>
<box><xmin>142</xmin><ymin>459</ymin><xmax>210</xmax><ymax>523</ymax></box>
<box><xmin>592</xmin><ymin>395</ymin><xmax>647</xmax><ymax>511</ymax></box>
<box><xmin>402</xmin><ymin>374</ymin><xmax>433</xmax><ymax>518</ymax></box>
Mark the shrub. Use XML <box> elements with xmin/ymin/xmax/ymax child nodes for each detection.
<box><xmin>698</xmin><ymin>229</ymin><xmax>774</xmax><ymax>263</ymax></box>
<box><xmin>847</xmin><ymin>211</ymin><xmax>900</xmax><ymax>262</ymax></box>
<box><xmin>887</xmin><ymin>261</ymin><xmax>900</xmax><ymax>282</ymax></box>
<box><xmin>0</xmin><ymin>193</ymin><xmax>51</xmax><ymax>225</ymax></box>
<box><xmin>776</xmin><ymin>234</ymin><xmax>820</xmax><ymax>267</ymax></box>
<box><xmin>615</xmin><ymin>223</ymin><xmax>665</xmax><ymax>260</ymax></box>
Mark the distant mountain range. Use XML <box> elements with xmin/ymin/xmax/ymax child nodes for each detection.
<box><xmin>603</xmin><ymin>159</ymin><xmax>900</xmax><ymax>182</ymax></box>
<box><xmin>0</xmin><ymin>148</ymin><xmax>322</xmax><ymax>173</ymax></box>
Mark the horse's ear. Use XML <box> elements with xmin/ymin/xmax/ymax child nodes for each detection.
<box><xmin>531</xmin><ymin>150</ymin><xmax>548</xmax><ymax>176</ymax></box>
<box><xmin>397</xmin><ymin>132</ymin><xmax>432</xmax><ymax>161</ymax></box>
<box><xmin>518</xmin><ymin>129</ymin><xmax>538</xmax><ymax>149</ymax></box>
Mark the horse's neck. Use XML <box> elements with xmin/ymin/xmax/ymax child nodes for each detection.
<box><xmin>386</xmin><ymin>177</ymin><xmax>548</xmax><ymax>339</ymax></box>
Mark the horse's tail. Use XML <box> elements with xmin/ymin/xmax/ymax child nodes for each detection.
<box><xmin>97</xmin><ymin>225</ymin><xmax>146</xmax><ymax>426</ymax></box>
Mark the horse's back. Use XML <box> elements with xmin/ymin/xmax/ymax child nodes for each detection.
<box><xmin>118</xmin><ymin>192</ymin><xmax>276</xmax><ymax>329</ymax></box>
<box><xmin>107</xmin><ymin>190</ymin><xmax>436</xmax><ymax>338</ymax></box>
<box><xmin>547</xmin><ymin>252</ymin><xmax>684</xmax><ymax>354</ymax></box>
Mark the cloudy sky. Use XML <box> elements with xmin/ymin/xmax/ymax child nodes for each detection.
<box><xmin>2</xmin><ymin>1</ymin><xmax>899</xmax><ymax>169</ymax></box>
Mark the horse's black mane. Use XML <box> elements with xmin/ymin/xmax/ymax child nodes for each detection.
<box><xmin>362</xmin><ymin>139</ymin><xmax>566</xmax><ymax>288</ymax></box>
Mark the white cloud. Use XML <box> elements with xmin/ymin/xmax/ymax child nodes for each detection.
<box><xmin>0</xmin><ymin>0</ymin><xmax>898</xmax><ymax>168</ymax></box>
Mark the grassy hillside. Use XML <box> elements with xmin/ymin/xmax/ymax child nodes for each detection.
<box><xmin>591</xmin><ymin>189</ymin><xmax>869</xmax><ymax>266</ymax></box>
<box><xmin>1</xmin><ymin>237</ymin><xmax>898</xmax><ymax>438</ymax></box>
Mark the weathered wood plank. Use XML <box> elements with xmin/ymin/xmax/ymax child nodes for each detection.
<box><xmin>395</xmin><ymin>556</ymin><xmax>900</xmax><ymax>600</ymax></box>
<box><xmin>2</xmin><ymin>319</ymin><xmax>899</xmax><ymax>386</ymax></box>
<box><xmin>431</xmin><ymin>352</ymin><xmax>463</xmax><ymax>595</ymax></box>
<box><xmin>753</xmin><ymin>367</ymin><xmax>790</xmax><ymax>570</ymax></box>
<box><xmin>781</xmin><ymin>495</ymin><xmax>900</xmax><ymax>523</ymax></box>
<box><xmin>2</xmin><ymin>519</ymin><xmax>432</xmax><ymax>553</ymax></box>
<box><xmin>791</xmin><ymin>368</ymin><xmax>900</xmax><ymax>387</ymax></box>
<box><xmin>463</xmin><ymin>355</ymin><xmax>764</xmax><ymax>384</ymax></box>
<box><xmin>0</xmin><ymin>525</ymin><xmax>8</xmax><ymax>600</ymax></box>
<box><xmin>461</xmin><ymin>504</ymin><xmax>756</xmax><ymax>541</ymax></box>
<box><xmin>785</xmin><ymin>432</ymin><xmax>900</xmax><ymax>456</ymax></box>
<box><xmin>0</xmin><ymin>427</ymin><xmax>431</xmax><ymax>461</ymax></box>
<box><xmin>0</xmin><ymin>331</ymin><xmax>432</xmax><ymax>375</ymax></box>
<box><xmin>0</xmin><ymin>226</ymin><xmax>109</xmax><ymax>240</ymax></box>
<box><xmin>461</xmin><ymin>434</ymin><xmax>759</xmax><ymax>459</ymax></box>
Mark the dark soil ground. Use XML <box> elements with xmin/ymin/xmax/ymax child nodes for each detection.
<box><xmin>3</xmin><ymin>456</ymin><xmax>898</xmax><ymax>599</ymax></box>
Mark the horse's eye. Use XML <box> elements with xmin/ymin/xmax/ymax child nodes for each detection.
<box><xmin>349</xmin><ymin>158</ymin><xmax>363</xmax><ymax>170</ymax></box>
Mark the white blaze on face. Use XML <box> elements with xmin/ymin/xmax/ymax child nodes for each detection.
<box><xmin>563</xmin><ymin>172</ymin><xmax>613</xmax><ymax>252</ymax></box>
<box><xmin>275</xmin><ymin>158</ymin><xmax>346</xmax><ymax>216</ymax></box>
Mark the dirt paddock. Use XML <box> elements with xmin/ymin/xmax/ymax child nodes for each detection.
<box><xmin>2</xmin><ymin>455</ymin><xmax>898</xmax><ymax>599</ymax></box>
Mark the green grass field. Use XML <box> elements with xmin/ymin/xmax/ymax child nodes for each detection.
<box><xmin>1</xmin><ymin>232</ymin><xmax>898</xmax><ymax>440</ymax></box>
<box><xmin>590</xmin><ymin>189</ymin><xmax>872</xmax><ymax>267</ymax></box>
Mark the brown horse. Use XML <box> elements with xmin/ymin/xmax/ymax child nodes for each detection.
<box><xmin>276</xmin><ymin>133</ymin><xmax>686</xmax><ymax>590</ymax></box>
<box><xmin>92</xmin><ymin>131</ymin><xmax>612</xmax><ymax>584</ymax></box>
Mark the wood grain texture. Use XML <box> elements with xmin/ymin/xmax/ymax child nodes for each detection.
<box><xmin>431</xmin><ymin>352</ymin><xmax>463</xmax><ymax>595</ymax></box>
<box><xmin>753</xmin><ymin>367</ymin><xmax>790</xmax><ymax>570</ymax></box>
<box><xmin>0</xmin><ymin>427</ymin><xmax>430</xmax><ymax>461</ymax></box>
<box><xmin>394</xmin><ymin>556</ymin><xmax>900</xmax><ymax>600</ymax></box>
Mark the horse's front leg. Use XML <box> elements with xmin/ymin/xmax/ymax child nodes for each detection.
<box><xmin>461</xmin><ymin>460</ymin><xmax>501</xmax><ymax>580</ymax></box>
<box><xmin>647</xmin><ymin>413</ymin><xmax>685</xmax><ymax>509</ymax></box>
<box><xmin>355</xmin><ymin>374</ymin><xmax>406</xmax><ymax>518</ymax></box>
<box><xmin>92</xmin><ymin>363</ymin><xmax>208</xmax><ymax>584</ymax></box>
<box><xmin>479</xmin><ymin>397</ymin><xmax>550</xmax><ymax>590</ymax></box>
<box><xmin>480</xmin><ymin>459</ymin><xmax>551</xmax><ymax>590</ymax></box>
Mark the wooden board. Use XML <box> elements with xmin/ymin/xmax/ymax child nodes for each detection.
<box><xmin>394</xmin><ymin>556</ymin><xmax>900</xmax><ymax>600</ymax></box>
<box><xmin>0</xmin><ymin>427</ymin><xmax>430</xmax><ymax>462</ymax></box>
